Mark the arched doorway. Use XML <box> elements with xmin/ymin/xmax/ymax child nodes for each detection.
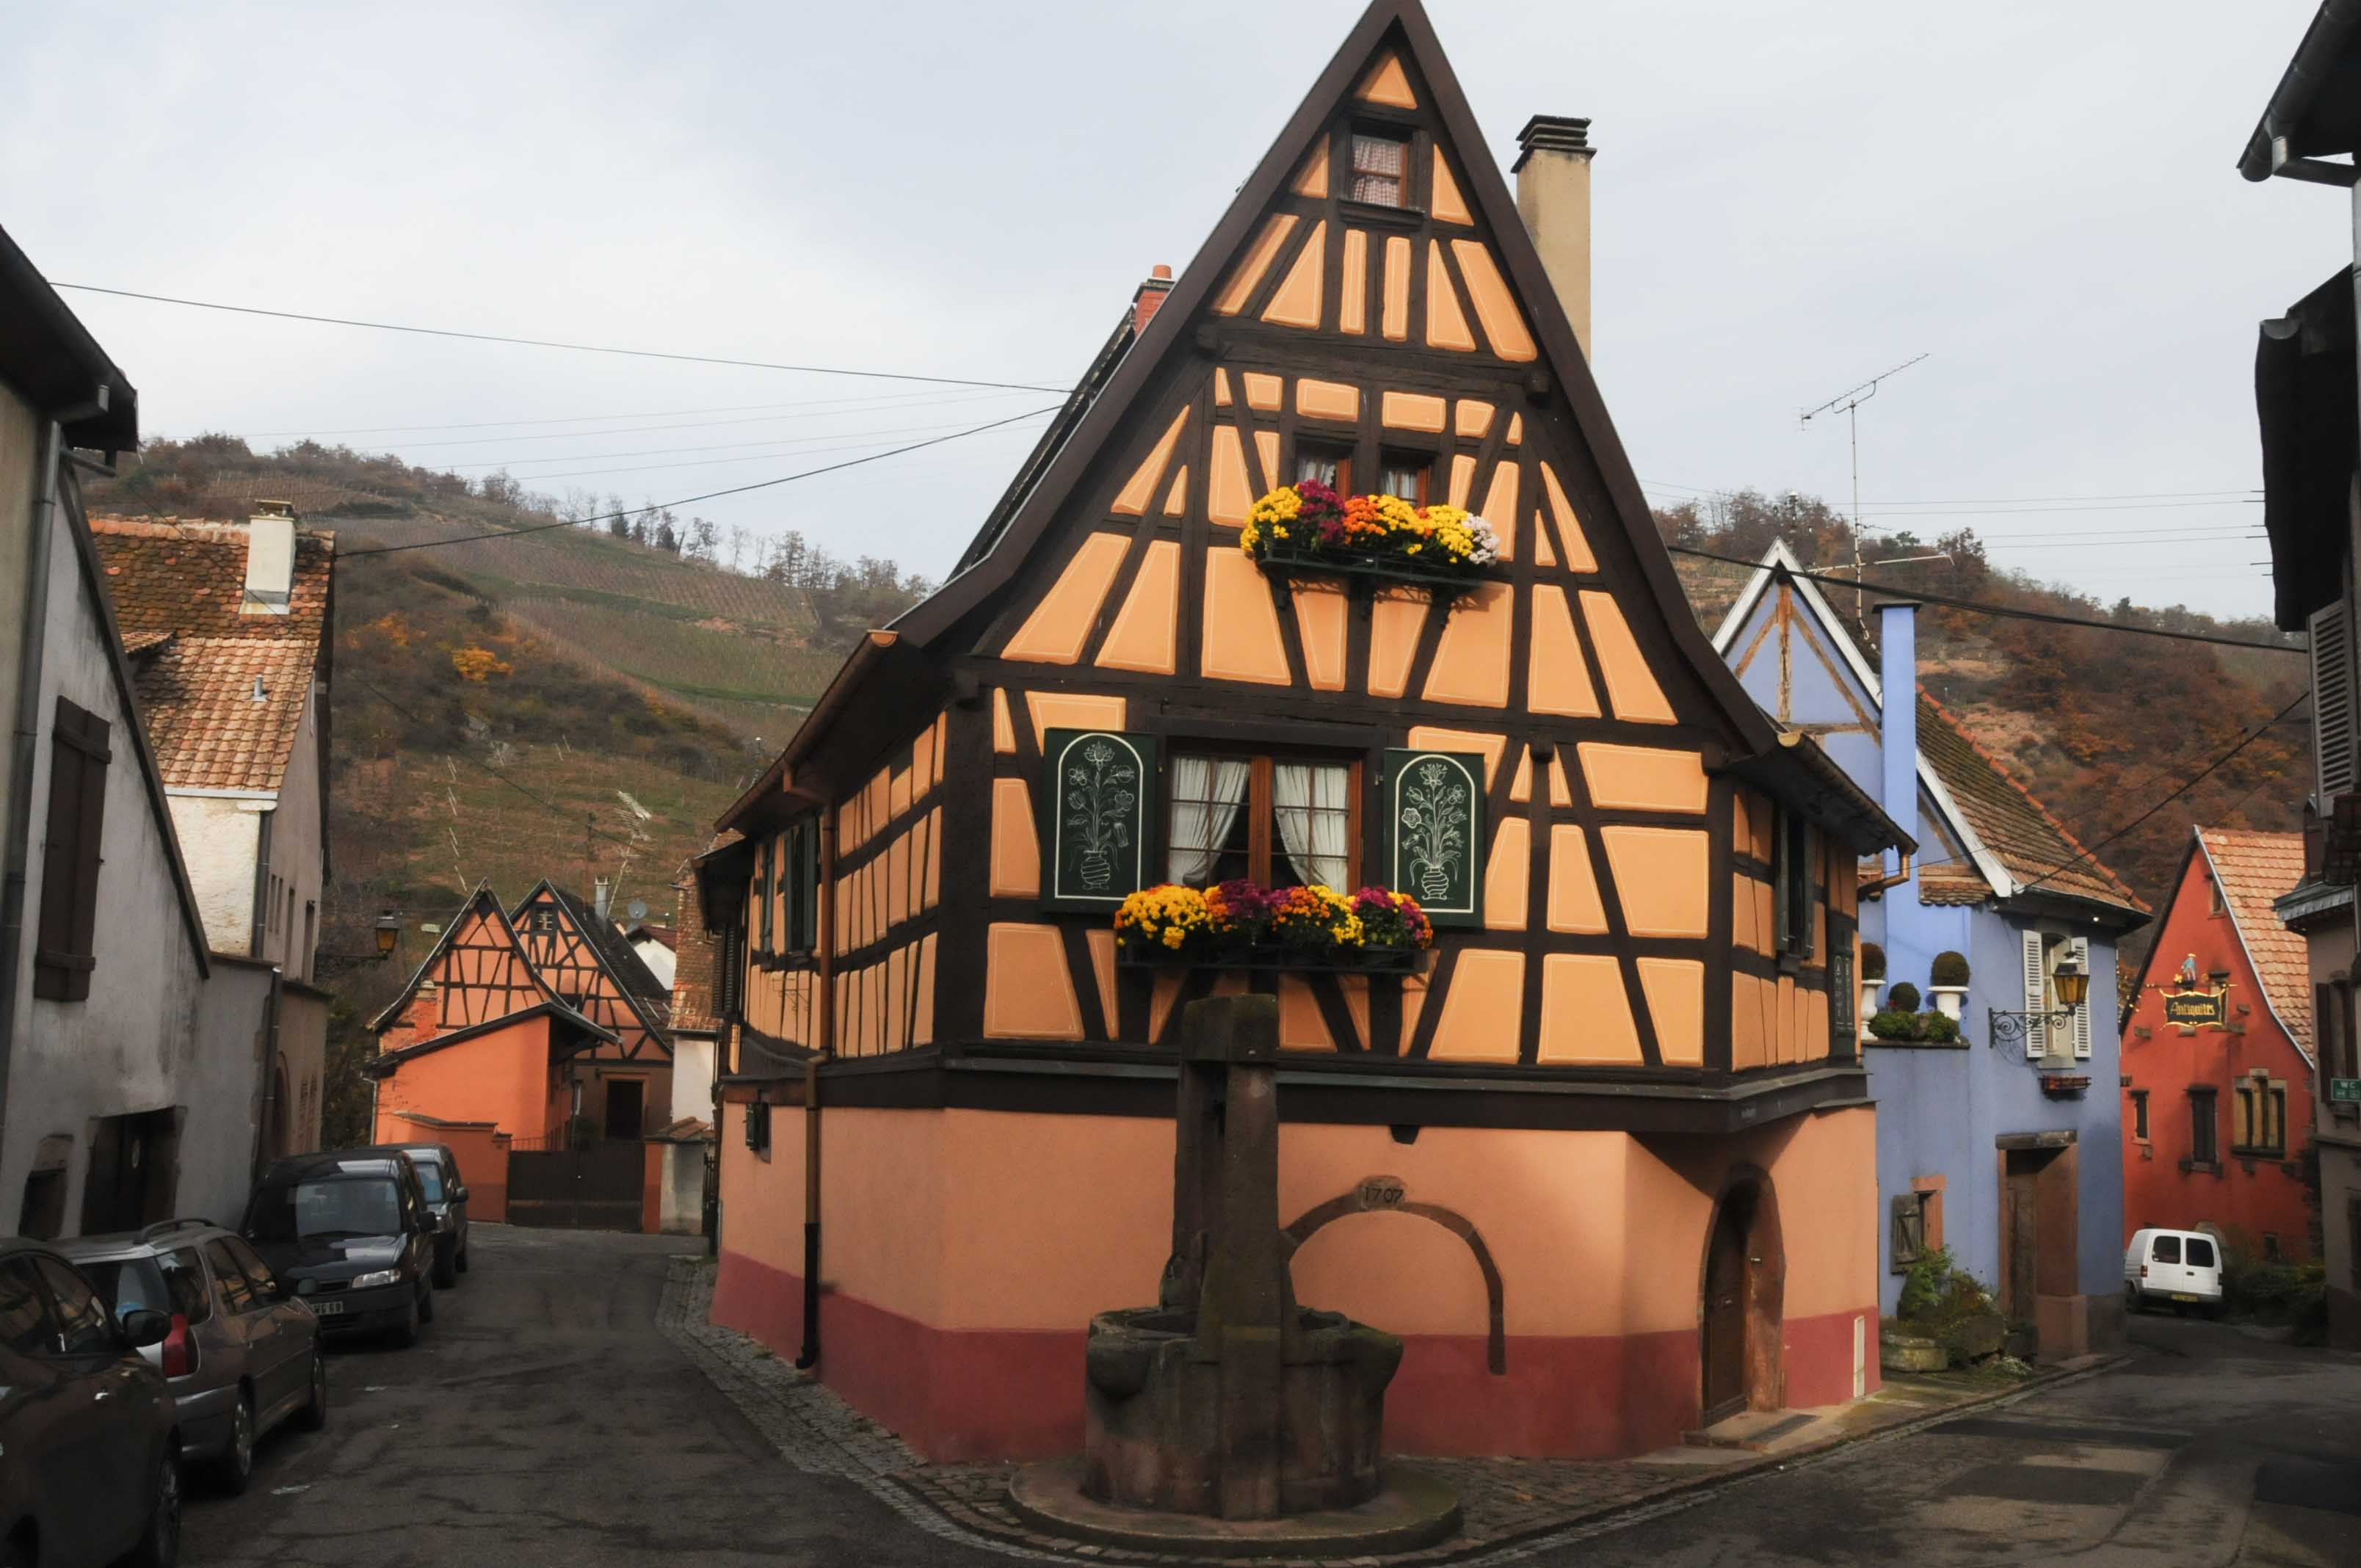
<box><xmin>1700</xmin><ymin>1169</ymin><xmax>1785</xmax><ymax>1426</ymax></box>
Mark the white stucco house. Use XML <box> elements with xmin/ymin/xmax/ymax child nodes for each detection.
<box><xmin>0</xmin><ymin>222</ymin><xmax>282</xmax><ymax>1235</ymax></box>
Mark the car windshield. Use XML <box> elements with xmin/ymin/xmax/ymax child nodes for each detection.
<box><xmin>247</xmin><ymin>1176</ymin><xmax>401</xmax><ymax>1242</ymax></box>
<box><xmin>79</xmin><ymin>1253</ymin><xmax>206</xmax><ymax>1321</ymax></box>
<box><xmin>406</xmin><ymin>1159</ymin><xmax>443</xmax><ymax>1202</ymax></box>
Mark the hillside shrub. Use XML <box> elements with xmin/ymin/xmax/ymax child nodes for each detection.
<box><xmin>1931</xmin><ymin>951</ymin><xmax>1970</xmax><ymax>986</ymax></box>
<box><xmin>1888</xmin><ymin>981</ymin><xmax>1921</xmax><ymax>1013</ymax></box>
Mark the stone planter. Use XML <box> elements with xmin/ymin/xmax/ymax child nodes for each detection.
<box><xmin>1859</xmin><ymin>980</ymin><xmax>1884</xmax><ymax>1039</ymax></box>
<box><xmin>1929</xmin><ymin>985</ymin><xmax>1968</xmax><ymax>1021</ymax></box>
<box><xmin>1879</xmin><ymin>1329</ymin><xmax>1945</xmax><ymax>1373</ymax></box>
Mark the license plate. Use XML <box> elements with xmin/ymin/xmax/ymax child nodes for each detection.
<box><xmin>309</xmin><ymin>1299</ymin><xmax>344</xmax><ymax>1316</ymax></box>
<box><xmin>2170</xmin><ymin>1293</ymin><xmax>2199</xmax><ymax>1303</ymax></box>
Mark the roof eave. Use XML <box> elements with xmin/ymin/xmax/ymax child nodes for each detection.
<box><xmin>2238</xmin><ymin>0</ymin><xmax>2361</xmax><ymax>180</ymax></box>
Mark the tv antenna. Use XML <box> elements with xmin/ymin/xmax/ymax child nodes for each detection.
<box><xmin>1800</xmin><ymin>353</ymin><xmax>1929</xmax><ymax>628</ymax></box>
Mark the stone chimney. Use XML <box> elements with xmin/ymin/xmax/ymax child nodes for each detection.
<box><xmin>1512</xmin><ymin>116</ymin><xmax>1595</xmax><ymax>359</ymax></box>
<box><xmin>1131</xmin><ymin>264</ymin><xmax>1175</xmax><ymax>338</ymax></box>
<box><xmin>594</xmin><ymin>876</ymin><xmax>613</xmax><ymax>922</ymax></box>
<box><xmin>244</xmin><ymin>499</ymin><xmax>297</xmax><ymax>617</ymax></box>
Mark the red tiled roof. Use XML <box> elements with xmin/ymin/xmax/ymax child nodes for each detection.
<box><xmin>1916</xmin><ymin>691</ymin><xmax>2147</xmax><ymax>915</ymax></box>
<box><xmin>2196</xmin><ymin>827</ymin><xmax>2312</xmax><ymax>1060</ymax></box>
<box><xmin>90</xmin><ymin>516</ymin><xmax>331</xmax><ymax>792</ymax></box>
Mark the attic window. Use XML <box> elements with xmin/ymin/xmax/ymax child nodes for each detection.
<box><xmin>532</xmin><ymin>911</ymin><xmax>556</xmax><ymax>933</ymax></box>
<box><xmin>1349</xmin><ymin>133</ymin><xmax>1410</xmax><ymax>207</ymax></box>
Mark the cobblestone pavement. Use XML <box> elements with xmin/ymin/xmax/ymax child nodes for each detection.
<box><xmin>657</xmin><ymin>1258</ymin><xmax>2111</xmax><ymax>1567</ymax></box>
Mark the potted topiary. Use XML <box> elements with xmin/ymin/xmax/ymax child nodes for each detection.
<box><xmin>1929</xmin><ymin>951</ymin><xmax>1970</xmax><ymax>1020</ymax></box>
<box><xmin>1859</xmin><ymin>943</ymin><xmax>1887</xmax><ymax>1039</ymax></box>
<box><xmin>1887</xmin><ymin>981</ymin><xmax>1921</xmax><ymax>1015</ymax></box>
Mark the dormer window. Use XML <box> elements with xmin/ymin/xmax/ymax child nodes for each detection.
<box><xmin>532</xmin><ymin>911</ymin><xmax>557</xmax><ymax>933</ymax></box>
<box><xmin>1349</xmin><ymin>133</ymin><xmax>1410</xmax><ymax>207</ymax></box>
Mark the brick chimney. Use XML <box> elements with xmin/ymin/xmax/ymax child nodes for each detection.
<box><xmin>244</xmin><ymin>499</ymin><xmax>297</xmax><ymax>617</ymax></box>
<box><xmin>1131</xmin><ymin>264</ymin><xmax>1175</xmax><ymax>338</ymax></box>
<box><xmin>1512</xmin><ymin>117</ymin><xmax>1595</xmax><ymax>359</ymax></box>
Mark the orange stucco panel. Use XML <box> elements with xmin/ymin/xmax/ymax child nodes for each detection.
<box><xmin>912</xmin><ymin>724</ymin><xmax>936</xmax><ymax>796</ymax></box>
<box><xmin>1162</xmin><ymin>464</ymin><xmax>1189</xmax><ymax>518</ymax></box>
<box><xmin>1733</xmin><ymin>874</ymin><xmax>1773</xmax><ymax>957</ymax></box>
<box><xmin>1199</xmin><ymin>549</ymin><xmax>1291</xmax><ymax>686</ymax></box>
<box><xmin>1278</xmin><ymin>976</ymin><xmax>1332</xmax><ymax>1052</ymax></box>
<box><xmin>1427</xmin><ymin>948</ymin><xmax>1524</xmax><ymax>1062</ymax></box>
<box><xmin>1357</xmin><ymin>53</ymin><xmax>1417</xmax><ymax>108</ymax></box>
<box><xmin>1528</xmin><ymin>584</ymin><xmax>1601</xmax><ymax>717</ymax></box>
<box><xmin>1406</xmin><ymin>725</ymin><xmax>1509</xmax><ymax>788</ymax></box>
<box><xmin>1381</xmin><ymin>235</ymin><xmax>1412</xmax><ymax>342</ymax></box>
<box><xmin>1601</xmin><ymin>827</ymin><xmax>1710</xmax><ymax>939</ymax></box>
<box><xmin>1296</xmin><ymin>378</ymin><xmax>1360</xmax><ymax>424</ymax></box>
<box><xmin>1448</xmin><ymin>454</ymin><xmax>1476</xmax><ymax>509</ymax></box>
<box><xmin>1578</xmin><ymin>744</ymin><xmax>1707</xmax><ymax>814</ymax></box>
<box><xmin>1214</xmin><ymin>214</ymin><xmax>1296</xmax><ymax>317</ymax></box>
<box><xmin>1261</xmin><ymin>220</ymin><xmax>1327</xmax><ymax>329</ymax></box>
<box><xmin>1208</xmin><ymin>425</ymin><xmax>1255</xmax><ymax>526</ymax></box>
<box><xmin>1479</xmin><ymin>459</ymin><xmax>1519</xmax><ymax>561</ymax></box>
<box><xmin>924</xmin><ymin>807</ymin><xmax>943</xmax><ymax>911</ymax></box>
<box><xmin>989</xmin><ymin>778</ymin><xmax>1039</xmax><ymax>899</ymax></box>
<box><xmin>1538</xmin><ymin>954</ymin><xmax>1642</xmax><ymax>1065</ymax></box>
<box><xmin>1338</xmin><ymin>976</ymin><xmax>1371</xmax><ymax>1050</ymax></box>
<box><xmin>1148</xmin><ymin>973</ymin><xmax>1184</xmax><ymax>1042</ymax></box>
<box><xmin>982</xmin><ymin>923</ymin><xmax>1084</xmax><ymax>1040</ymax></box>
<box><xmin>888</xmin><ymin>831</ymin><xmax>912</xmax><ymax>930</ymax></box>
<box><xmin>1253</xmin><ymin>429</ymin><xmax>1280</xmax><ymax>494</ymax></box>
<box><xmin>1292</xmin><ymin>139</ymin><xmax>1328</xmax><ymax>197</ymax></box>
<box><xmin>1425</xmin><ymin>242</ymin><xmax>1477</xmax><ymax>353</ymax></box>
<box><xmin>914</xmin><ymin>932</ymin><xmax>937</xmax><ymax>1045</ymax></box>
<box><xmin>1023</xmin><ymin>691</ymin><xmax>1127</xmax><ymax>751</ymax></box>
<box><xmin>1382</xmin><ymin>391</ymin><xmax>1448</xmax><ymax>432</ymax></box>
<box><xmin>1368</xmin><ymin>592</ymin><xmax>1426</xmax><ymax>698</ymax></box>
<box><xmin>1095</xmin><ymin>539</ymin><xmax>1181</xmax><ymax>675</ymax></box>
<box><xmin>1484</xmin><ymin>816</ymin><xmax>1531</xmax><ymax>931</ymax></box>
<box><xmin>1213</xmin><ymin>369</ymin><xmax>1231</xmax><ymax>407</ymax></box>
<box><xmin>1112</xmin><ymin>407</ymin><xmax>1190</xmax><ymax>517</ymax></box>
<box><xmin>1546</xmin><ymin>826</ymin><xmax>1608</xmax><ymax>933</ymax></box>
<box><xmin>1430</xmin><ymin>149</ymin><xmax>1472</xmax><ymax>225</ymax></box>
<box><xmin>1731</xmin><ymin>972</ymin><xmax>1769</xmax><ymax>1069</ymax></box>
<box><xmin>1532</xmin><ymin>510</ymin><xmax>1556</xmax><ymax>567</ymax></box>
<box><xmin>1537</xmin><ymin>462</ymin><xmax>1597</xmax><ymax>572</ymax></box>
<box><xmin>1293</xmin><ymin>584</ymin><xmax>1349</xmax><ymax>692</ymax></box>
<box><xmin>1449</xmin><ymin>240</ymin><xmax>1537</xmax><ymax>362</ymax></box>
<box><xmin>1548</xmin><ymin>754</ymin><xmax>1573</xmax><ymax>808</ymax></box>
<box><xmin>1421</xmin><ymin>581</ymin><xmax>1513</xmax><ymax>708</ymax></box>
<box><xmin>1738</xmin><ymin>788</ymin><xmax>1774</xmax><ymax>862</ymax></box>
<box><xmin>1638</xmin><ymin>958</ymin><xmax>1705</xmax><ymax>1066</ymax></box>
<box><xmin>374</xmin><ymin>1017</ymin><xmax>559</xmax><ymax>1143</ymax></box>
<box><xmin>992</xmin><ymin>687</ymin><xmax>1015</xmax><ymax>754</ymax></box>
<box><xmin>1508</xmin><ymin>744</ymin><xmax>1533</xmax><ymax>804</ymax></box>
<box><xmin>889</xmin><ymin>766</ymin><xmax>912</xmax><ymax>822</ymax></box>
<box><xmin>1581</xmin><ymin>592</ymin><xmax>1678</xmax><ymax>725</ymax></box>
<box><xmin>1339</xmin><ymin>229</ymin><xmax>1368</xmax><ymax>335</ymax></box>
<box><xmin>1506</xmin><ymin>413</ymin><xmax>1523</xmax><ymax>445</ymax></box>
<box><xmin>1455</xmin><ymin>399</ymin><xmax>1493</xmax><ymax>440</ymax></box>
<box><xmin>1085</xmin><ymin>929</ymin><xmax>1117</xmax><ymax>1036</ymax></box>
<box><xmin>1241</xmin><ymin>371</ymin><xmax>1283</xmax><ymax>412</ymax></box>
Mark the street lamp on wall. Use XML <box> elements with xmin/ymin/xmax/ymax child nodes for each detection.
<box><xmin>374</xmin><ymin>914</ymin><xmax>402</xmax><ymax>957</ymax></box>
<box><xmin>1988</xmin><ymin>957</ymin><xmax>2089</xmax><ymax>1048</ymax></box>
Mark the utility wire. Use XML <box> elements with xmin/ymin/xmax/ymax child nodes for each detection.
<box><xmin>236</xmin><ymin>386</ymin><xmax>1032</xmax><ymax>440</ymax></box>
<box><xmin>2012</xmin><ymin>690</ymin><xmax>2308</xmax><ymax>899</ymax></box>
<box><xmin>340</xmin><ymin>404</ymin><xmax>1063</xmax><ymax>558</ymax></box>
<box><xmin>49</xmin><ymin>282</ymin><xmax>1070</xmax><ymax>393</ymax></box>
<box><xmin>1667</xmin><ymin>545</ymin><xmax>2304</xmax><ymax>655</ymax></box>
<box><xmin>347</xmin><ymin>677</ymin><xmax>638</xmax><ymax>849</ymax></box>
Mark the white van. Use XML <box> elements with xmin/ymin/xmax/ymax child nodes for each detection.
<box><xmin>2124</xmin><ymin>1228</ymin><xmax>2225</xmax><ymax>1315</ymax></box>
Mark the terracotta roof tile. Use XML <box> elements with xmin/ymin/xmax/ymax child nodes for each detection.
<box><xmin>90</xmin><ymin>515</ymin><xmax>331</xmax><ymax>792</ymax></box>
<box><xmin>2197</xmin><ymin>827</ymin><xmax>2312</xmax><ymax>1059</ymax></box>
<box><xmin>1916</xmin><ymin>691</ymin><xmax>2147</xmax><ymax>915</ymax></box>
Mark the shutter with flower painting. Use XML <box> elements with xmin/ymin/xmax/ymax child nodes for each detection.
<box><xmin>1043</xmin><ymin>729</ymin><xmax>1158</xmax><ymax>911</ymax></box>
<box><xmin>2020</xmin><ymin>929</ymin><xmax>2048</xmax><ymax>1059</ymax></box>
<box><xmin>2070</xmin><ymin>935</ymin><xmax>2093</xmax><ymax>1059</ymax></box>
<box><xmin>1381</xmin><ymin>749</ymin><xmax>1487</xmax><ymax>928</ymax></box>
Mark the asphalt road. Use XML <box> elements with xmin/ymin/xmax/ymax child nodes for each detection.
<box><xmin>187</xmin><ymin>1226</ymin><xmax>2361</xmax><ymax>1567</ymax></box>
<box><xmin>1533</xmin><ymin>1310</ymin><xmax>2361</xmax><ymax>1567</ymax></box>
<box><xmin>182</xmin><ymin>1224</ymin><xmax>1004</xmax><ymax>1568</ymax></box>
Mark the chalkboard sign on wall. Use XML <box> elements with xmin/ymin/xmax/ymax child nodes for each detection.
<box><xmin>1382</xmin><ymin>749</ymin><xmax>1485</xmax><ymax>926</ymax></box>
<box><xmin>1042</xmin><ymin>729</ymin><xmax>1158</xmax><ymax>911</ymax></box>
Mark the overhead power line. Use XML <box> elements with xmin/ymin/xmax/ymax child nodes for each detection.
<box><xmin>48</xmin><ymin>282</ymin><xmax>1070</xmax><ymax>393</ymax></box>
<box><xmin>235</xmin><ymin>386</ymin><xmax>1036</xmax><ymax>440</ymax></box>
<box><xmin>340</xmin><ymin>403</ymin><xmax>1063</xmax><ymax>558</ymax></box>
<box><xmin>1667</xmin><ymin>544</ymin><xmax>2303</xmax><ymax>655</ymax></box>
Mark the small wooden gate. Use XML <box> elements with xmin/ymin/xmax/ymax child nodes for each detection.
<box><xmin>507</xmin><ymin>1140</ymin><xmax>644</xmax><ymax>1231</ymax></box>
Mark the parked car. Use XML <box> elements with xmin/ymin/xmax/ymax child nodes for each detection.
<box><xmin>242</xmin><ymin>1152</ymin><xmax>438</xmax><ymax>1346</ymax></box>
<box><xmin>0</xmin><ymin>1236</ymin><xmax>181</xmax><ymax>1567</ymax></box>
<box><xmin>2124</xmin><ymin>1227</ymin><xmax>2225</xmax><ymax>1315</ymax></box>
<box><xmin>62</xmin><ymin>1218</ymin><xmax>325</xmax><ymax>1492</ymax></box>
<box><xmin>352</xmin><ymin>1143</ymin><xmax>470</xmax><ymax>1287</ymax></box>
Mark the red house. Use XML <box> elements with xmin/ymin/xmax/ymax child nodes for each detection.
<box><xmin>2121</xmin><ymin>829</ymin><xmax>2316</xmax><ymax>1261</ymax></box>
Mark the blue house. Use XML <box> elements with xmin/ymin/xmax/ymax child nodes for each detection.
<box><xmin>1712</xmin><ymin>545</ymin><xmax>2148</xmax><ymax>1357</ymax></box>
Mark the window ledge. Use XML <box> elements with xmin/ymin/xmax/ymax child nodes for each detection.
<box><xmin>2178</xmin><ymin>1158</ymin><xmax>2224</xmax><ymax>1176</ymax></box>
<box><xmin>1337</xmin><ymin>198</ymin><xmax>1427</xmax><ymax>231</ymax></box>
<box><xmin>2227</xmin><ymin>1144</ymin><xmax>2287</xmax><ymax>1160</ymax></box>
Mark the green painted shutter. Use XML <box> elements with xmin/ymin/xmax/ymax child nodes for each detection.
<box><xmin>797</xmin><ymin>818</ymin><xmax>821</xmax><ymax>952</ymax></box>
<box><xmin>1042</xmin><ymin>730</ymin><xmax>1157</xmax><ymax>911</ymax></box>
<box><xmin>1381</xmin><ymin>749</ymin><xmax>1485</xmax><ymax>926</ymax></box>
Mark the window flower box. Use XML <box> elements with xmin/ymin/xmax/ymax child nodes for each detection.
<box><xmin>1241</xmin><ymin>482</ymin><xmax>1498</xmax><ymax>595</ymax></box>
<box><xmin>1113</xmin><ymin>881</ymin><xmax>1434</xmax><ymax>975</ymax></box>
<box><xmin>2039</xmin><ymin>1074</ymin><xmax>2092</xmax><ymax>1098</ymax></box>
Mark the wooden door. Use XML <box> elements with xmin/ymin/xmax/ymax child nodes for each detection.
<box><xmin>605</xmin><ymin>1079</ymin><xmax>645</xmax><ymax>1141</ymax></box>
<box><xmin>2003</xmin><ymin>1154</ymin><xmax>2041</xmax><ymax>1322</ymax></box>
<box><xmin>1702</xmin><ymin>1194</ymin><xmax>1748</xmax><ymax>1425</ymax></box>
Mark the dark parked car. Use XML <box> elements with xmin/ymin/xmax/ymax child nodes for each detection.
<box><xmin>0</xmin><ymin>1237</ymin><xmax>181</xmax><ymax>1567</ymax></box>
<box><xmin>62</xmin><ymin>1218</ymin><xmax>324</xmax><ymax>1492</ymax></box>
<box><xmin>242</xmin><ymin>1153</ymin><xmax>437</xmax><ymax>1346</ymax></box>
<box><xmin>352</xmin><ymin>1144</ymin><xmax>469</xmax><ymax>1287</ymax></box>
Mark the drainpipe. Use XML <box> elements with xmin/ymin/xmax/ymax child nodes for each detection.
<box><xmin>782</xmin><ymin>783</ymin><xmax>835</xmax><ymax>1371</ymax></box>
<box><xmin>0</xmin><ymin>420</ymin><xmax>68</xmax><ymax>1165</ymax></box>
<box><xmin>249</xmin><ymin>966</ymin><xmax>285</xmax><ymax>1185</ymax></box>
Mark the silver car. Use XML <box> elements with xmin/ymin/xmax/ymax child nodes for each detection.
<box><xmin>61</xmin><ymin>1217</ymin><xmax>325</xmax><ymax>1493</ymax></box>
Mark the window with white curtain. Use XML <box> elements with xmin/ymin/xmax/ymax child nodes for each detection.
<box><xmin>1166</xmin><ymin>752</ymin><xmax>1358</xmax><ymax>889</ymax></box>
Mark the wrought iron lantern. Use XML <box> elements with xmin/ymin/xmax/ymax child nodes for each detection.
<box><xmin>374</xmin><ymin>914</ymin><xmax>402</xmax><ymax>957</ymax></box>
<box><xmin>1988</xmin><ymin>957</ymin><xmax>2088</xmax><ymax>1048</ymax></box>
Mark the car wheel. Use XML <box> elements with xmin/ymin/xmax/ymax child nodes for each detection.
<box><xmin>432</xmin><ymin>1246</ymin><xmax>457</xmax><ymax>1290</ymax></box>
<box><xmin>295</xmin><ymin>1347</ymin><xmax>329</xmax><ymax>1433</ymax></box>
<box><xmin>393</xmin><ymin>1287</ymin><xmax>421</xmax><ymax>1348</ymax></box>
<box><xmin>418</xmin><ymin>1279</ymin><xmax>435</xmax><ymax>1325</ymax></box>
<box><xmin>215</xmin><ymin>1390</ymin><xmax>255</xmax><ymax>1495</ymax></box>
<box><xmin>456</xmin><ymin>1241</ymin><xmax>469</xmax><ymax>1275</ymax></box>
<box><xmin>124</xmin><ymin>1445</ymin><xmax>181</xmax><ymax>1568</ymax></box>
<box><xmin>2124</xmin><ymin>1285</ymin><xmax>2141</xmax><ymax>1315</ymax></box>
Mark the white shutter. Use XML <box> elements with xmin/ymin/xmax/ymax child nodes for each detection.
<box><xmin>2071</xmin><ymin>936</ymin><xmax>2093</xmax><ymax>1059</ymax></box>
<box><xmin>2021</xmin><ymin>929</ymin><xmax>2048</xmax><ymax>1059</ymax></box>
<box><xmin>2310</xmin><ymin>602</ymin><xmax>2357</xmax><ymax>800</ymax></box>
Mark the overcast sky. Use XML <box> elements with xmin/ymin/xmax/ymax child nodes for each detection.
<box><xmin>3</xmin><ymin>1</ymin><xmax>2345</xmax><ymax>620</ymax></box>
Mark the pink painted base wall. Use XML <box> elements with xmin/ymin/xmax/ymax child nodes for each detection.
<box><xmin>712</xmin><ymin>1249</ymin><xmax>1872</xmax><ymax>1461</ymax></box>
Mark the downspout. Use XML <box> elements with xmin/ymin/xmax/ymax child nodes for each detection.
<box><xmin>784</xmin><ymin>784</ymin><xmax>835</xmax><ymax>1371</ymax></box>
<box><xmin>0</xmin><ymin>420</ymin><xmax>67</xmax><ymax>1165</ymax></box>
<box><xmin>249</xmin><ymin>965</ymin><xmax>284</xmax><ymax>1184</ymax></box>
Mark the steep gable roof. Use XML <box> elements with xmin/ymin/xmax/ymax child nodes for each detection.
<box><xmin>366</xmin><ymin>885</ymin><xmax>584</xmax><ymax>1034</ymax></box>
<box><xmin>2194</xmin><ymin>827</ymin><xmax>2313</xmax><ymax>1066</ymax></box>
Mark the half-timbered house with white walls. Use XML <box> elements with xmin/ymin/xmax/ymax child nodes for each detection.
<box><xmin>696</xmin><ymin>0</ymin><xmax>1910</xmax><ymax>1462</ymax></box>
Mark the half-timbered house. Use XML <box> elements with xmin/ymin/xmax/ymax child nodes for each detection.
<box><xmin>368</xmin><ymin>882</ymin><xmax>673</xmax><ymax>1155</ymax></box>
<box><xmin>699</xmin><ymin>0</ymin><xmax>1907</xmax><ymax>1462</ymax></box>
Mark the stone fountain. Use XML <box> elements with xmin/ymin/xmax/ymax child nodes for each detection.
<box><xmin>1009</xmin><ymin>995</ymin><xmax>1460</xmax><ymax>1555</ymax></box>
